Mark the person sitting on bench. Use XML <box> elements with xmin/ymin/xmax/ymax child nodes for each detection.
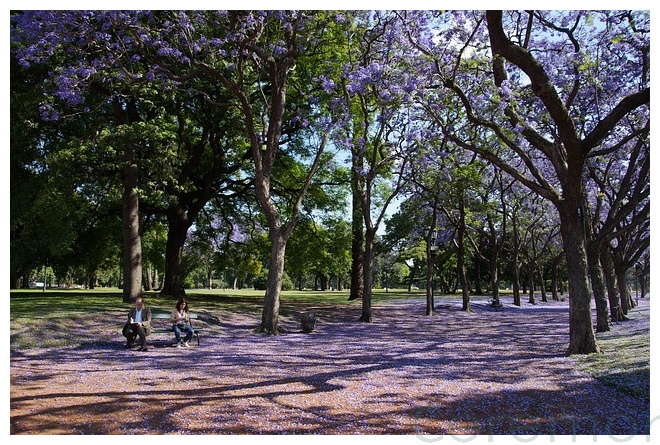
<box><xmin>171</xmin><ymin>298</ymin><xmax>194</xmax><ymax>348</ymax></box>
<box><xmin>122</xmin><ymin>296</ymin><xmax>152</xmax><ymax>351</ymax></box>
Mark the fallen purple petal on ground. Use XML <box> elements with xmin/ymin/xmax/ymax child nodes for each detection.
<box><xmin>10</xmin><ymin>297</ymin><xmax>649</xmax><ymax>435</ymax></box>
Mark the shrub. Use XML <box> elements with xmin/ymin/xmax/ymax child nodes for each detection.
<box><xmin>252</xmin><ymin>269</ymin><xmax>293</xmax><ymax>291</ymax></box>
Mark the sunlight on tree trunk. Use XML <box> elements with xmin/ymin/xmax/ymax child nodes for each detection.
<box><xmin>122</xmin><ymin>150</ymin><xmax>142</xmax><ymax>303</ymax></box>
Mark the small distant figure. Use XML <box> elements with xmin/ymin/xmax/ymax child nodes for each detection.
<box><xmin>123</xmin><ymin>296</ymin><xmax>152</xmax><ymax>351</ymax></box>
<box><xmin>171</xmin><ymin>298</ymin><xmax>194</xmax><ymax>347</ymax></box>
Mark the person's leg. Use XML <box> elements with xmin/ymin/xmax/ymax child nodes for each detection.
<box><xmin>136</xmin><ymin>325</ymin><xmax>147</xmax><ymax>349</ymax></box>
<box><xmin>183</xmin><ymin>324</ymin><xmax>194</xmax><ymax>344</ymax></box>
<box><xmin>172</xmin><ymin>324</ymin><xmax>182</xmax><ymax>343</ymax></box>
<box><xmin>123</xmin><ymin>324</ymin><xmax>137</xmax><ymax>347</ymax></box>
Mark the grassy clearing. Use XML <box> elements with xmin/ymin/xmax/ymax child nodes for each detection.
<box><xmin>9</xmin><ymin>287</ymin><xmax>425</xmax><ymax>318</ymax></box>
<box><xmin>574</xmin><ymin>302</ymin><xmax>650</xmax><ymax>402</ymax></box>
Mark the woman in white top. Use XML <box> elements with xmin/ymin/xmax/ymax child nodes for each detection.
<box><xmin>171</xmin><ymin>298</ymin><xmax>194</xmax><ymax>347</ymax></box>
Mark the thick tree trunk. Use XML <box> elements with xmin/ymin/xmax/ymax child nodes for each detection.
<box><xmin>122</xmin><ymin>152</ymin><xmax>142</xmax><ymax>303</ymax></box>
<box><xmin>587</xmin><ymin>238</ymin><xmax>610</xmax><ymax>332</ymax></box>
<box><xmin>614</xmin><ymin>264</ymin><xmax>631</xmax><ymax>316</ymax></box>
<box><xmin>600</xmin><ymin>245</ymin><xmax>623</xmax><ymax>322</ymax></box>
<box><xmin>261</xmin><ymin>230</ymin><xmax>286</xmax><ymax>334</ymax></box>
<box><xmin>559</xmin><ymin>203</ymin><xmax>600</xmax><ymax>355</ymax></box>
<box><xmin>11</xmin><ymin>271</ymin><xmax>22</xmax><ymax>289</ymax></box>
<box><xmin>160</xmin><ymin>206</ymin><xmax>191</xmax><ymax>298</ymax></box>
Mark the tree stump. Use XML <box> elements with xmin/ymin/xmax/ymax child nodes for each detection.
<box><xmin>301</xmin><ymin>311</ymin><xmax>316</xmax><ymax>333</ymax></box>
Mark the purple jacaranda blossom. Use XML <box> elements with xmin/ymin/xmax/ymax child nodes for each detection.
<box><xmin>39</xmin><ymin>103</ymin><xmax>59</xmax><ymax>121</ymax></box>
<box><xmin>316</xmin><ymin>75</ymin><xmax>336</xmax><ymax>94</ymax></box>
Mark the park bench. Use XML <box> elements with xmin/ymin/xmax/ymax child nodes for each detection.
<box><xmin>150</xmin><ymin>311</ymin><xmax>202</xmax><ymax>345</ymax></box>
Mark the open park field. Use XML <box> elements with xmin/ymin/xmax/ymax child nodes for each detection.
<box><xmin>9</xmin><ymin>289</ymin><xmax>651</xmax><ymax>436</ymax></box>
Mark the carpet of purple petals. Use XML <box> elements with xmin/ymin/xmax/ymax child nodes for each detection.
<box><xmin>10</xmin><ymin>296</ymin><xmax>650</xmax><ymax>435</ymax></box>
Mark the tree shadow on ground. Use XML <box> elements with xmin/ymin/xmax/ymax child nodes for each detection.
<box><xmin>10</xmin><ymin>297</ymin><xmax>650</xmax><ymax>434</ymax></box>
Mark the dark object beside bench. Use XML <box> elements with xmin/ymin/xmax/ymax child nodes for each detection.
<box><xmin>150</xmin><ymin>312</ymin><xmax>202</xmax><ymax>345</ymax></box>
<box><xmin>301</xmin><ymin>311</ymin><xmax>316</xmax><ymax>333</ymax></box>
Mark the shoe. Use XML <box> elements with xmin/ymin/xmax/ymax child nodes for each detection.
<box><xmin>176</xmin><ymin>342</ymin><xmax>181</xmax><ymax>348</ymax></box>
<box><xmin>124</xmin><ymin>342</ymin><xmax>133</xmax><ymax>349</ymax></box>
<box><xmin>139</xmin><ymin>347</ymin><xmax>148</xmax><ymax>352</ymax></box>
<box><xmin>184</xmin><ymin>341</ymin><xmax>190</xmax><ymax>347</ymax></box>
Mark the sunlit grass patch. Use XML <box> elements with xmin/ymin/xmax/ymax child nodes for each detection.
<box><xmin>575</xmin><ymin>308</ymin><xmax>650</xmax><ymax>402</ymax></box>
<box><xmin>11</xmin><ymin>316</ymin><xmax>79</xmax><ymax>349</ymax></box>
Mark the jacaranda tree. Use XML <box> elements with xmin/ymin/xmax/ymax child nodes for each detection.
<box><xmin>12</xmin><ymin>11</ymin><xmax>160</xmax><ymax>301</ymax></box>
<box><xmin>403</xmin><ymin>10</ymin><xmax>649</xmax><ymax>354</ymax></box>
<box><xmin>12</xmin><ymin>11</ymin><xmax>351</xmax><ymax>332</ymax></box>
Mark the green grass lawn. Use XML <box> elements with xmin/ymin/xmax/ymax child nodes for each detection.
<box><xmin>9</xmin><ymin>286</ymin><xmax>428</xmax><ymax>318</ymax></box>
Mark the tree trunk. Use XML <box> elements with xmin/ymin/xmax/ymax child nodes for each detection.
<box><xmin>559</xmin><ymin>203</ymin><xmax>600</xmax><ymax>355</ymax></box>
<box><xmin>600</xmin><ymin>244</ymin><xmax>623</xmax><ymax>322</ymax></box>
<box><xmin>122</xmin><ymin>150</ymin><xmax>142</xmax><ymax>303</ymax></box>
<box><xmin>511</xmin><ymin>218</ymin><xmax>521</xmax><ymax>306</ymax></box>
<box><xmin>587</xmin><ymin>238</ymin><xmax>610</xmax><ymax>332</ymax></box>
<box><xmin>551</xmin><ymin>255</ymin><xmax>561</xmax><ymax>301</ymax></box>
<box><xmin>426</xmin><ymin>255</ymin><xmax>434</xmax><ymax>315</ymax></box>
<box><xmin>349</xmin><ymin>179</ymin><xmax>364</xmax><ymax>301</ymax></box>
<box><xmin>206</xmin><ymin>268</ymin><xmax>213</xmax><ymax>289</ymax></box>
<box><xmin>153</xmin><ymin>267</ymin><xmax>160</xmax><ymax>290</ymax></box>
<box><xmin>457</xmin><ymin>202</ymin><xmax>470</xmax><ymax>312</ymax></box>
<box><xmin>261</xmin><ymin>229</ymin><xmax>286</xmax><ymax>334</ymax></box>
<box><xmin>359</xmin><ymin>227</ymin><xmax>376</xmax><ymax>322</ymax></box>
<box><xmin>11</xmin><ymin>270</ymin><xmax>22</xmax><ymax>289</ymax></box>
<box><xmin>473</xmin><ymin>253</ymin><xmax>483</xmax><ymax>295</ymax></box>
<box><xmin>539</xmin><ymin>265</ymin><xmax>547</xmax><ymax>302</ymax></box>
<box><xmin>512</xmin><ymin>261</ymin><xmax>521</xmax><ymax>306</ymax></box>
<box><xmin>527</xmin><ymin>264</ymin><xmax>536</xmax><ymax>304</ymax></box>
<box><xmin>490</xmin><ymin>263</ymin><xmax>500</xmax><ymax>304</ymax></box>
<box><xmin>426</xmin><ymin>207</ymin><xmax>438</xmax><ymax>315</ymax></box>
<box><xmin>426</xmin><ymin>242</ymin><xmax>434</xmax><ymax>316</ymax></box>
<box><xmin>160</xmin><ymin>206</ymin><xmax>191</xmax><ymax>298</ymax></box>
<box><xmin>614</xmin><ymin>263</ymin><xmax>631</xmax><ymax>316</ymax></box>
<box><xmin>143</xmin><ymin>265</ymin><xmax>153</xmax><ymax>291</ymax></box>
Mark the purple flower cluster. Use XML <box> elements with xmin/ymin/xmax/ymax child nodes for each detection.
<box><xmin>345</xmin><ymin>62</ymin><xmax>384</xmax><ymax>95</ymax></box>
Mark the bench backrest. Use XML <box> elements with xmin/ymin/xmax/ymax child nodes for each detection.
<box><xmin>151</xmin><ymin>311</ymin><xmax>198</xmax><ymax>319</ymax></box>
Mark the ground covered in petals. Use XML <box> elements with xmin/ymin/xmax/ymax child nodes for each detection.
<box><xmin>10</xmin><ymin>295</ymin><xmax>650</xmax><ymax>435</ymax></box>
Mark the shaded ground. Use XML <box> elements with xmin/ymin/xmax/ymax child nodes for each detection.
<box><xmin>10</xmin><ymin>296</ymin><xmax>650</xmax><ymax>435</ymax></box>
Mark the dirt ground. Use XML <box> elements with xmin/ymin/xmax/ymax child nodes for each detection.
<box><xmin>9</xmin><ymin>297</ymin><xmax>650</xmax><ymax>435</ymax></box>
